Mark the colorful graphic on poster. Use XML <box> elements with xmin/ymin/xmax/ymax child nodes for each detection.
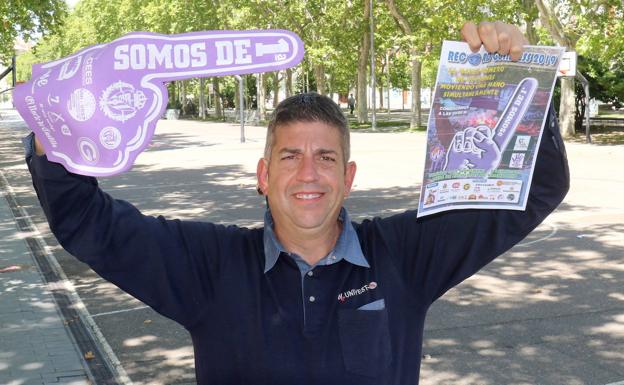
<box><xmin>417</xmin><ymin>41</ymin><xmax>563</xmax><ymax>218</ymax></box>
<box><xmin>13</xmin><ymin>30</ymin><xmax>304</xmax><ymax>176</ymax></box>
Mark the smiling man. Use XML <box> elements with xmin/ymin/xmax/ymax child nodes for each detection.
<box><xmin>257</xmin><ymin>103</ymin><xmax>357</xmax><ymax>266</ymax></box>
<box><xmin>25</xmin><ymin>22</ymin><xmax>569</xmax><ymax>385</ymax></box>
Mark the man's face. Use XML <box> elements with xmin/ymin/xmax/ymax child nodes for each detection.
<box><xmin>257</xmin><ymin>121</ymin><xmax>356</xmax><ymax>237</ymax></box>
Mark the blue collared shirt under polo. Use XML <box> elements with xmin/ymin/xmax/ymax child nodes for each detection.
<box><xmin>263</xmin><ymin>207</ymin><xmax>370</xmax><ymax>275</ymax></box>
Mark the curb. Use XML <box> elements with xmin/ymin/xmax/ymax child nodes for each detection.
<box><xmin>0</xmin><ymin>169</ymin><xmax>133</xmax><ymax>385</ymax></box>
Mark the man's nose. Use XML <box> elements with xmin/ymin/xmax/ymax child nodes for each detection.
<box><xmin>296</xmin><ymin>155</ymin><xmax>320</xmax><ymax>182</ymax></box>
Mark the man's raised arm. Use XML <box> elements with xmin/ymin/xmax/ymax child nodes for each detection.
<box><xmin>25</xmin><ymin>132</ymin><xmax>233</xmax><ymax>328</ymax></box>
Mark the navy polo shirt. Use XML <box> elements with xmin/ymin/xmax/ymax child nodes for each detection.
<box><xmin>24</xmin><ymin>109</ymin><xmax>569</xmax><ymax>385</ymax></box>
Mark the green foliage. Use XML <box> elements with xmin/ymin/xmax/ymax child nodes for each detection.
<box><xmin>15</xmin><ymin>50</ymin><xmax>38</xmax><ymax>82</ymax></box>
<box><xmin>579</xmin><ymin>55</ymin><xmax>624</xmax><ymax>107</ymax></box>
<box><xmin>12</xmin><ymin>0</ymin><xmax>621</xmax><ymax>119</ymax></box>
<box><xmin>388</xmin><ymin>50</ymin><xmax>410</xmax><ymax>90</ymax></box>
<box><xmin>0</xmin><ymin>0</ymin><xmax>67</xmax><ymax>64</ymax></box>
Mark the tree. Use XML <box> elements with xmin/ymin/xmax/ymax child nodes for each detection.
<box><xmin>534</xmin><ymin>0</ymin><xmax>577</xmax><ymax>138</ymax></box>
<box><xmin>575</xmin><ymin>1</ymin><xmax>623</xmax><ymax>107</ymax></box>
<box><xmin>534</xmin><ymin>0</ymin><xmax>622</xmax><ymax>136</ymax></box>
<box><xmin>357</xmin><ymin>0</ymin><xmax>371</xmax><ymax>123</ymax></box>
<box><xmin>0</xmin><ymin>0</ymin><xmax>67</xmax><ymax>64</ymax></box>
<box><xmin>384</xmin><ymin>0</ymin><xmax>422</xmax><ymax>128</ymax></box>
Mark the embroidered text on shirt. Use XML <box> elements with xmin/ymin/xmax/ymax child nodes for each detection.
<box><xmin>337</xmin><ymin>281</ymin><xmax>377</xmax><ymax>302</ymax></box>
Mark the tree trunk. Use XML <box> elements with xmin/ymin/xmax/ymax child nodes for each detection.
<box><xmin>213</xmin><ymin>77</ymin><xmax>222</xmax><ymax>119</ymax></box>
<box><xmin>535</xmin><ymin>0</ymin><xmax>577</xmax><ymax>138</ymax></box>
<box><xmin>304</xmin><ymin>70</ymin><xmax>309</xmax><ymax>93</ymax></box>
<box><xmin>172</xmin><ymin>81</ymin><xmax>178</xmax><ymax>108</ymax></box>
<box><xmin>385</xmin><ymin>0</ymin><xmax>421</xmax><ymax>127</ymax></box>
<box><xmin>521</xmin><ymin>0</ymin><xmax>540</xmax><ymax>45</ymax></box>
<box><xmin>286</xmin><ymin>68</ymin><xmax>293</xmax><ymax>97</ymax></box>
<box><xmin>559</xmin><ymin>77</ymin><xmax>576</xmax><ymax>138</ymax></box>
<box><xmin>357</xmin><ymin>0</ymin><xmax>371</xmax><ymax>123</ymax></box>
<box><xmin>410</xmin><ymin>49</ymin><xmax>421</xmax><ymax>129</ymax></box>
<box><xmin>314</xmin><ymin>64</ymin><xmax>326</xmax><ymax>95</ymax></box>
<box><xmin>379</xmin><ymin>58</ymin><xmax>387</xmax><ymax>109</ymax></box>
<box><xmin>181</xmin><ymin>80</ymin><xmax>187</xmax><ymax>116</ymax></box>
<box><xmin>257</xmin><ymin>73</ymin><xmax>266</xmax><ymax>121</ymax></box>
<box><xmin>327</xmin><ymin>73</ymin><xmax>333</xmax><ymax>100</ymax></box>
<box><xmin>273</xmin><ymin>72</ymin><xmax>280</xmax><ymax>107</ymax></box>
<box><xmin>199</xmin><ymin>77</ymin><xmax>206</xmax><ymax>118</ymax></box>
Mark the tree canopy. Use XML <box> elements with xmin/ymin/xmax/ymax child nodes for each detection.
<box><xmin>9</xmin><ymin>0</ymin><xmax>623</xmax><ymax>129</ymax></box>
<box><xmin>0</xmin><ymin>0</ymin><xmax>67</xmax><ymax>64</ymax></box>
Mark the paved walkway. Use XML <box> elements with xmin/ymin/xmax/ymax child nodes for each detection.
<box><xmin>1</xmin><ymin>106</ymin><xmax>623</xmax><ymax>384</ymax></box>
<box><xmin>0</xmin><ymin>178</ymin><xmax>90</xmax><ymax>384</ymax></box>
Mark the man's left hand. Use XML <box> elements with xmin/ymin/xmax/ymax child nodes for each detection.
<box><xmin>461</xmin><ymin>21</ymin><xmax>529</xmax><ymax>61</ymax></box>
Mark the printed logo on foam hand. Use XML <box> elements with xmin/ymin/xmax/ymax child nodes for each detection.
<box><xmin>443</xmin><ymin>77</ymin><xmax>537</xmax><ymax>173</ymax></box>
<box><xmin>14</xmin><ymin>30</ymin><xmax>305</xmax><ymax>176</ymax></box>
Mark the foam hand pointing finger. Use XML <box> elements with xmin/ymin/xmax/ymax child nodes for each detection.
<box><xmin>15</xmin><ymin>30</ymin><xmax>304</xmax><ymax>176</ymax></box>
<box><xmin>443</xmin><ymin>78</ymin><xmax>538</xmax><ymax>174</ymax></box>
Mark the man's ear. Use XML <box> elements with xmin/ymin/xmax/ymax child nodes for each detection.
<box><xmin>256</xmin><ymin>158</ymin><xmax>269</xmax><ymax>195</ymax></box>
<box><xmin>343</xmin><ymin>161</ymin><xmax>357</xmax><ymax>197</ymax></box>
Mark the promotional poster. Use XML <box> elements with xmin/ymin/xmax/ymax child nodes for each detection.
<box><xmin>13</xmin><ymin>30</ymin><xmax>304</xmax><ymax>176</ymax></box>
<box><xmin>417</xmin><ymin>41</ymin><xmax>564</xmax><ymax>218</ymax></box>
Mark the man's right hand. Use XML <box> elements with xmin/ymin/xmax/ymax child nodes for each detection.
<box><xmin>34</xmin><ymin>135</ymin><xmax>46</xmax><ymax>156</ymax></box>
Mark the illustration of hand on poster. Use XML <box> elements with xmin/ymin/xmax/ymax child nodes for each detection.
<box><xmin>13</xmin><ymin>30</ymin><xmax>304</xmax><ymax>176</ymax></box>
<box><xmin>443</xmin><ymin>77</ymin><xmax>537</xmax><ymax>173</ymax></box>
<box><xmin>418</xmin><ymin>41</ymin><xmax>563</xmax><ymax>218</ymax></box>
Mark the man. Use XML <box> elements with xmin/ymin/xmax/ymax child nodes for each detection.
<box><xmin>25</xmin><ymin>22</ymin><xmax>568</xmax><ymax>385</ymax></box>
<box><xmin>348</xmin><ymin>93</ymin><xmax>355</xmax><ymax>115</ymax></box>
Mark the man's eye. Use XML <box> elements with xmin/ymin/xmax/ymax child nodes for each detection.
<box><xmin>320</xmin><ymin>155</ymin><xmax>336</xmax><ymax>162</ymax></box>
<box><xmin>281</xmin><ymin>155</ymin><xmax>296</xmax><ymax>160</ymax></box>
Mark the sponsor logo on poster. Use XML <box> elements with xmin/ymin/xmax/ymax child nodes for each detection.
<box><xmin>509</xmin><ymin>153</ymin><xmax>525</xmax><ymax>169</ymax></box>
<box><xmin>513</xmin><ymin>135</ymin><xmax>531</xmax><ymax>151</ymax></box>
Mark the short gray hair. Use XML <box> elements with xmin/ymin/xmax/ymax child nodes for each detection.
<box><xmin>264</xmin><ymin>92</ymin><xmax>350</xmax><ymax>165</ymax></box>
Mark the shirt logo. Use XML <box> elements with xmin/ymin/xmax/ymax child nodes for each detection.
<box><xmin>338</xmin><ymin>282</ymin><xmax>377</xmax><ymax>302</ymax></box>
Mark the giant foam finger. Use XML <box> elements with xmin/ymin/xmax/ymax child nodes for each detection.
<box><xmin>492</xmin><ymin>77</ymin><xmax>538</xmax><ymax>151</ymax></box>
<box><xmin>14</xmin><ymin>30</ymin><xmax>304</xmax><ymax>176</ymax></box>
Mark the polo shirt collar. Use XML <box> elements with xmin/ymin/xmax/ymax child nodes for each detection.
<box><xmin>263</xmin><ymin>207</ymin><xmax>369</xmax><ymax>273</ymax></box>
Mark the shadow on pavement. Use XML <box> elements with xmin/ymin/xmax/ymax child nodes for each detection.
<box><xmin>1</xmin><ymin>114</ymin><xmax>622</xmax><ymax>384</ymax></box>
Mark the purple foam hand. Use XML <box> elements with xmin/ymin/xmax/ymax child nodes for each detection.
<box><xmin>443</xmin><ymin>77</ymin><xmax>537</xmax><ymax>173</ymax></box>
<box><xmin>14</xmin><ymin>30</ymin><xmax>304</xmax><ymax>176</ymax></box>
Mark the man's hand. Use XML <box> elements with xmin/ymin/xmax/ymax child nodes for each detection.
<box><xmin>461</xmin><ymin>21</ymin><xmax>529</xmax><ymax>61</ymax></box>
<box><xmin>34</xmin><ymin>135</ymin><xmax>46</xmax><ymax>156</ymax></box>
